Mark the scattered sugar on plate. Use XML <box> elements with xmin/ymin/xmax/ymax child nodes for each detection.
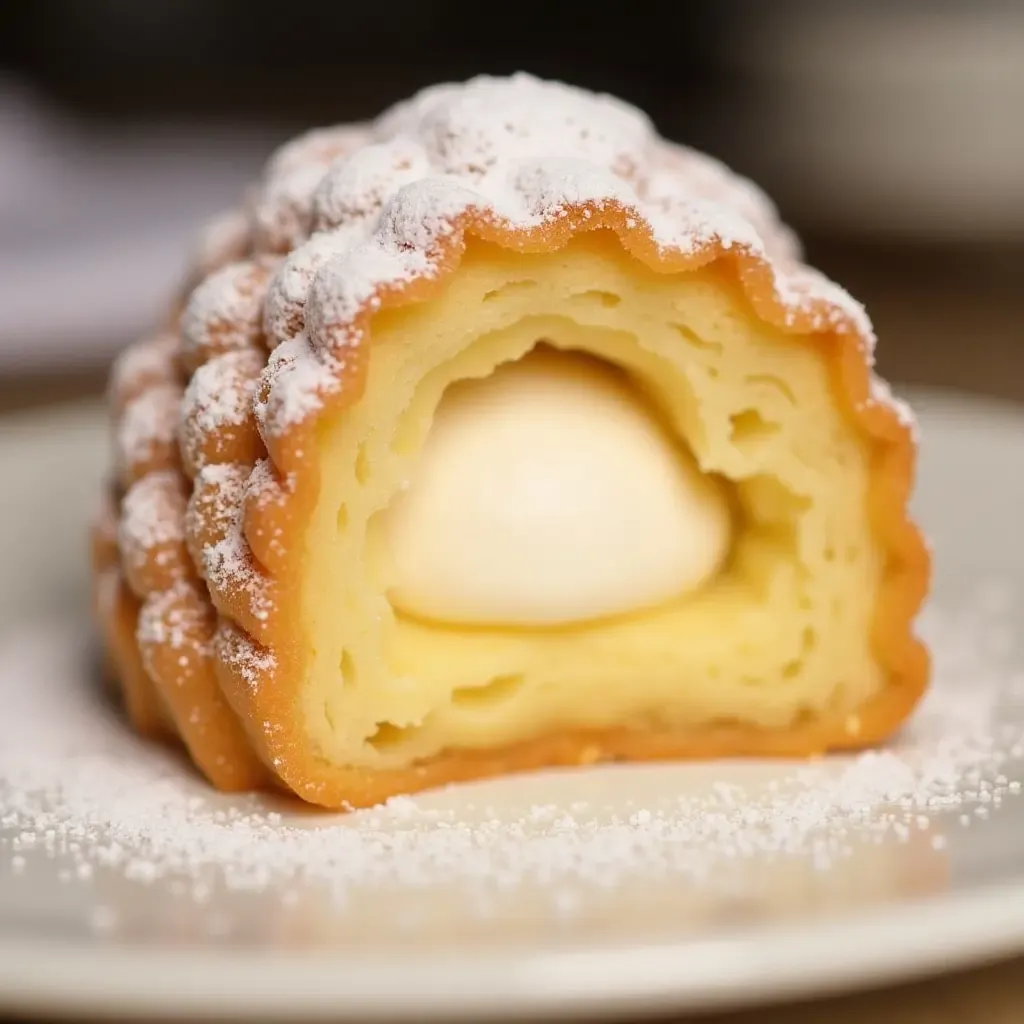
<box><xmin>1</xmin><ymin>586</ymin><xmax>1023</xmax><ymax>942</ymax></box>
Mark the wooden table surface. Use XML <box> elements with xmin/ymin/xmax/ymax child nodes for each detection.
<box><xmin>1</xmin><ymin>239</ymin><xmax>1022</xmax><ymax>1023</ymax></box>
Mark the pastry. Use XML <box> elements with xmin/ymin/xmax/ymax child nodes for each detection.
<box><xmin>92</xmin><ymin>74</ymin><xmax>931</xmax><ymax>809</ymax></box>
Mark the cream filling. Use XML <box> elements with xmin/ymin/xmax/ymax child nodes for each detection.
<box><xmin>379</xmin><ymin>346</ymin><xmax>732</xmax><ymax>627</ymax></box>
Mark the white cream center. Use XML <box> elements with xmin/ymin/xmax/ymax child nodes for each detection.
<box><xmin>380</xmin><ymin>347</ymin><xmax>732</xmax><ymax>626</ymax></box>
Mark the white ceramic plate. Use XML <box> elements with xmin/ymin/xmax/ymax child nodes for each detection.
<box><xmin>1</xmin><ymin>388</ymin><xmax>1023</xmax><ymax>1022</ymax></box>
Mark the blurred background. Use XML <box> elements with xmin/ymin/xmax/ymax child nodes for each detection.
<box><xmin>0</xmin><ymin>0</ymin><xmax>1021</xmax><ymax>412</ymax></box>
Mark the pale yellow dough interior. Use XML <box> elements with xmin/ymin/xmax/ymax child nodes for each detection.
<box><xmin>304</xmin><ymin>233</ymin><xmax>883</xmax><ymax>769</ymax></box>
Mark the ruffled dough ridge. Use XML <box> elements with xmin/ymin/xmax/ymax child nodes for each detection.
<box><xmin>100</xmin><ymin>332</ymin><xmax>266</xmax><ymax>789</ymax></box>
<box><xmin>92</xmin><ymin>73</ymin><xmax>930</xmax><ymax>808</ymax></box>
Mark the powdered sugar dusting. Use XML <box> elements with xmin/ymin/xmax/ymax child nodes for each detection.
<box><xmin>1</xmin><ymin>590</ymin><xmax>1022</xmax><ymax>937</ymax></box>
<box><xmin>179</xmin><ymin>259</ymin><xmax>277</xmax><ymax>370</ymax></box>
<box><xmin>188</xmin><ymin>464</ymin><xmax>250</xmax><ymax>545</ymax></box>
<box><xmin>179</xmin><ymin>349</ymin><xmax>263</xmax><ymax>473</ymax></box>
<box><xmin>868</xmin><ymin>375</ymin><xmax>919</xmax><ymax>440</ymax></box>
<box><xmin>202</xmin><ymin>495</ymin><xmax>274</xmax><ymax>625</ymax></box>
<box><xmin>118</xmin><ymin>470</ymin><xmax>186</xmax><ymax>558</ymax></box>
<box><xmin>262</xmin><ymin>231</ymin><xmax>354</xmax><ymax>349</ymax></box>
<box><xmin>107</xmin><ymin>333</ymin><xmax>179</xmax><ymax>410</ymax></box>
<box><xmin>221</xmin><ymin>72</ymin><xmax>899</xmax><ymax>438</ymax></box>
<box><xmin>312</xmin><ymin>138</ymin><xmax>430</xmax><ymax>236</ymax></box>
<box><xmin>246</xmin><ymin>457</ymin><xmax>289</xmax><ymax>509</ymax></box>
<box><xmin>255</xmin><ymin>333</ymin><xmax>344</xmax><ymax>437</ymax></box>
<box><xmin>114</xmin><ymin>383</ymin><xmax>182</xmax><ymax>481</ymax></box>
<box><xmin>137</xmin><ymin>580</ymin><xmax>210</xmax><ymax>655</ymax></box>
<box><xmin>215</xmin><ymin>619</ymin><xmax>277</xmax><ymax>692</ymax></box>
<box><xmin>651</xmin><ymin>143</ymin><xmax>802</xmax><ymax>266</ymax></box>
<box><xmin>252</xmin><ymin>125</ymin><xmax>371</xmax><ymax>255</ymax></box>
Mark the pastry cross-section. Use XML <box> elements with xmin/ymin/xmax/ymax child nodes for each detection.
<box><xmin>92</xmin><ymin>73</ymin><xmax>930</xmax><ymax>809</ymax></box>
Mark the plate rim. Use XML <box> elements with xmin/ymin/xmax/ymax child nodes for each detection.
<box><xmin>1</xmin><ymin>879</ymin><xmax>1024</xmax><ymax>1020</ymax></box>
<box><xmin>2</xmin><ymin>385</ymin><xmax>1024</xmax><ymax>1020</ymax></box>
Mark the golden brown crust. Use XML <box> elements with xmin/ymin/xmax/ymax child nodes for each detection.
<box><xmin>118</xmin><ymin>470</ymin><xmax>192</xmax><ymax>599</ymax></box>
<box><xmin>99</xmin><ymin>319</ymin><xmax>269</xmax><ymax>784</ymax></box>
<box><xmin>225</xmin><ymin>710</ymin><xmax>935</xmax><ymax>812</ymax></box>
<box><xmin>101</xmin><ymin>569</ymin><xmax>172</xmax><ymax>738</ymax></box>
<box><xmin>179</xmin><ymin>350</ymin><xmax>266</xmax><ymax>479</ymax></box>
<box><xmin>171</xmin><ymin>206</ymin><xmax>254</xmax><ymax>322</ymax></box>
<box><xmin>107</xmin><ymin>333</ymin><xmax>182</xmax><ymax>414</ymax></box>
<box><xmin>179</xmin><ymin>258</ymin><xmax>277</xmax><ymax>375</ymax></box>
<box><xmin>185</xmin><ymin>464</ymin><xmax>250</xmax><ymax>581</ymax></box>
<box><xmin>114</xmin><ymin>384</ymin><xmax>185</xmax><ymax>488</ymax></box>
<box><xmin>138</xmin><ymin>580</ymin><xmax>268</xmax><ymax>791</ymax></box>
